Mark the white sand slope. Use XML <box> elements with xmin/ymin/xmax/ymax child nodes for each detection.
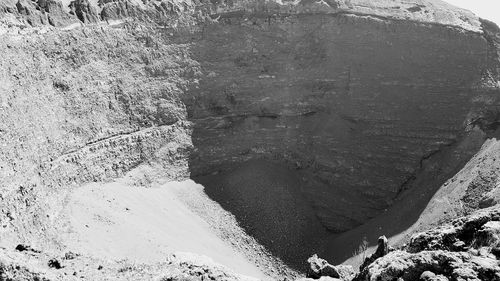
<box><xmin>60</xmin><ymin>180</ymin><xmax>267</xmax><ymax>279</ymax></box>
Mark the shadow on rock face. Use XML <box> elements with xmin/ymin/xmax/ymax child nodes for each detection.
<box><xmin>184</xmin><ymin>7</ymin><xmax>500</xmax><ymax>271</ymax></box>
<box><xmin>195</xmin><ymin>158</ymin><xmax>331</xmax><ymax>271</ymax></box>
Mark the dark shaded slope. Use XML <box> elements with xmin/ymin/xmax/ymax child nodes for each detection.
<box><xmin>196</xmin><ymin>159</ymin><xmax>330</xmax><ymax>270</ymax></box>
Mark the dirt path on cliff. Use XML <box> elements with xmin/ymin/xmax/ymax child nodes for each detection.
<box><xmin>59</xmin><ymin>179</ymin><xmax>274</xmax><ymax>279</ymax></box>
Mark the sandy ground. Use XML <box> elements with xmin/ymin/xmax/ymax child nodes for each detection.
<box><xmin>60</xmin><ymin>179</ymin><xmax>268</xmax><ymax>279</ymax></box>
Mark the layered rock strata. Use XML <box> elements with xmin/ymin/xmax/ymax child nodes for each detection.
<box><xmin>0</xmin><ymin>0</ymin><xmax>499</xmax><ymax>276</ymax></box>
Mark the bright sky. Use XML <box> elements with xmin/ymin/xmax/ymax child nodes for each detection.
<box><xmin>444</xmin><ymin>0</ymin><xmax>500</xmax><ymax>26</ymax></box>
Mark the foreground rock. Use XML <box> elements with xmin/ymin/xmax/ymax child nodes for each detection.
<box><xmin>306</xmin><ymin>254</ymin><xmax>354</xmax><ymax>280</ymax></box>
<box><xmin>354</xmin><ymin>207</ymin><xmax>500</xmax><ymax>281</ymax></box>
<box><xmin>358</xmin><ymin>236</ymin><xmax>390</xmax><ymax>272</ymax></box>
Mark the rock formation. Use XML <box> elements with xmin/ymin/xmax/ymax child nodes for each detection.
<box><xmin>10</xmin><ymin>0</ymin><xmax>77</xmax><ymax>26</ymax></box>
<box><xmin>69</xmin><ymin>0</ymin><xmax>100</xmax><ymax>23</ymax></box>
<box><xmin>354</xmin><ymin>207</ymin><xmax>500</xmax><ymax>281</ymax></box>
<box><xmin>358</xmin><ymin>236</ymin><xmax>389</xmax><ymax>272</ymax></box>
<box><xmin>0</xmin><ymin>0</ymin><xmax>499</xmax><ymax>280</ymax></box>
<box><xmin>306</xmin><ymin>254</ymin><xmax>355</xmax><ymax>280</ymax></box>
<box><xmin>187</xmin><ymin>0</ymin><xmax>500</xmax><ymax>266</ymax></box>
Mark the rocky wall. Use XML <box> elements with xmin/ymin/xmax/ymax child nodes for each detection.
<box><xmin>0</xmin><ymin>24</ymin><xmax>196</xmax><ymax>248</ymax></box>
<box><xmin>186</xmin><ymin>12</ymin><xmax>497</xmax><ymax>233</ymax></box>
<box><xmin>1</xmin><ymin>0</ymin><xmax>500</xmax><ymax>272</ymax></box>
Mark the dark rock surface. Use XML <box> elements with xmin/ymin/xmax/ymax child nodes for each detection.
<box><xmin>197</xmin><ymin>159</ymin><xmax>331</xmax><ymax>269</ymax></box>
<box><xmin>69</xmin><ymin>0</ymin><xmax>100</xmax><ymax>23</ymax></box>
<box><xmin>187</xmin><ymin>9</ymin><xmax>496</xmax><ymax>232</ymax></box>
<box><xmin>358</xmin><ymin>236</ymin><xmax>389</xmax><ymax>271</ymax></box>
<box><xmin>99</xmin><ymin>0</ymin><xmax>143</xmax><ymax>21</ymax></box>
<box><xmin>307</xmin><ymin>254</ymin><xmax>340</xmax><ymax>279</ymax></box>
<box><xmin>187</xmin><ymin>5</ymin><xmax>500</xmax><ymax>266</ymax></box>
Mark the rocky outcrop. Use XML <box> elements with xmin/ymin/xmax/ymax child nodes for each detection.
<box><xmin>12</xmin><ymin>0</ymin><xmax>76</xmax><ymax>26</ymax></box>
<box><xmin>69</xmin><ymin>0</ymin><xmax>100</xmax><ymax>23</ymax></box>
<box><xmin>0</xmin><ymin>0</ymin><xmax>499</xmax><ymax>278</ymax></box>
<box><xmin>99</xmin><ymin>0</ymin><xmax>144</xmax><ymax>21</ymax></box>
<box><xmin>306</xmin><ymin>254</ymin><xmax>354</xmax><ymax>280</ymax></box>
<box><xmin>358</xmin><ymin>236</ymin><xmax>389</xmax><ymax>272</ymax></box>
<box><xmin>0</xmin><ymin>22</ymin><xmax>196</xmax><ymax>250</ymax></box>
<box><xmin>188</xmin><ymin>4</ymin><xmax>500</xmax><ymax>267</ymax></box>
<box><xmin>306</xmin><ymin>254</ymin><xmax>341</xmax><ymax>279</ymax></box>
<box><xmin>408</xmin><ymin>208</ymin><xmax>500</xmax><ymax>254</ymax></box>
<box><xmin>355</xmin><ymin>207</ymin><xmax>500</xmax><ymax>281</ymax></box>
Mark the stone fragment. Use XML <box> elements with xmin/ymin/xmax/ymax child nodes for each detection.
<box><xmin>374</xmin><ymin>236</ymin><xmax>389</xmax><ymax>257</ymax></box>
<box><xmin>48</xmin><ymin>258</ymin><xmax>62</xmax><ymax>269</ymax></box>
<box><xmin>64</xmin><ymin>251</ymin><xmax>79</xmax><ymax>260</ymax></box>
<box><xmin>359</xmin><ymin>236</ymin><xmax>389</xmax><ymax>271</ymax></box>
<box><xmin>420</xmin><ymin>271</ymin><xmax>449</xmax><ymax>281</ymax></box>
<box><xmin>307</xmin><ymin>254</ymin><xmax>340</xmax><ymax>279</ymax></box>
<box><xmin>15</xmin><ymin>244</ymin><xmax>40</xmax><ymax>253</ymax></box>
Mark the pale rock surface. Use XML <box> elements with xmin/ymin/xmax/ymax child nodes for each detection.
<box><xmin>355</xmin><ymin>207</ymin><xmax>500</xmax><ymax>281</ymax></box>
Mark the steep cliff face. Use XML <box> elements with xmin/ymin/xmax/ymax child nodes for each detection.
<box><xmin>188</xmin><ymin>12</ymin><xmax>490</xmax><ymax>227</ymax></box>
<box><xmin>0</xmin><ymin>0</ymin><xmax>500</xmax><ymax>277</ymax></box>
<box><xmin>0</xmin><ymin>22</ymin><xmax>195</xmax><ymax>249</ymax></box>
<box><xmin>185</xmin><ymin>2</ymin><xmax>500</xmax><ymax>268</ymax></box>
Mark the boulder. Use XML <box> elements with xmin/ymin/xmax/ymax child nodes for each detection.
<box><xmin>359</xmin><ymin>236</ymin><xmax>389</xmax><ymax>271</ymax></box>
<box><xmin>420</xmin><ymin>271</ymin><xmax>449</xmax><ymax>281</ymax></box>
<box><xmin>307</xmin><ymin>254</ymin><xmax>340</xmax><ymax>279</ymax></box>
<box><xmin>306</xmin><ymin>254</ymin><xmax>355</xmax><ymax>281</ymax></box>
